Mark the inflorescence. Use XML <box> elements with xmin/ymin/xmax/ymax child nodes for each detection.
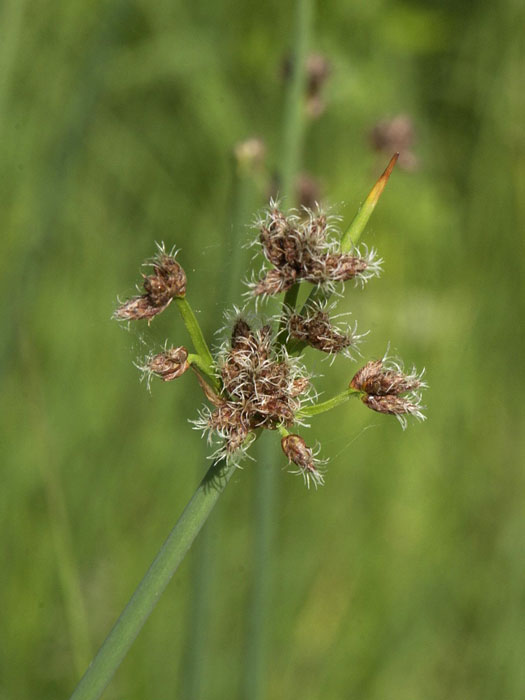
<box><xmin>247</xmin><ymin>200</ymin><xmax>382</xmax><ymax>300</ymax></box>
<box><xmin>114</xmin><ymin>182</ymin><xmax>426</xmax><ymax>488</ymax></box>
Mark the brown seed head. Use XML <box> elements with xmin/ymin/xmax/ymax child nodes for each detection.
<box><xmin>145</xmin><ymin>254</ymin><xmax>187</xmax><ymax>302</ymax></box>
<box><xmin>113</xmin><ymin>295</ymin><xmax>172</xmax><ymax>322</ymax></box>
<box><xmin>350</xmin><ymin>360</ymin><xmax>423</xmax><ymax>396</ymax></box>
<box><xmin>288</xmin><ymin>309</ymin><xmax>352</xmax><ymax>355</ymax></box>
<box><xmin>114</xmin><ymin>249</ymin><xmax>186</xmax><ymax>323</ymax></box>
<box><xmin>147</xmin><ymin>346</ymin><xmax>189</xmax><ymax>382</ymax></box>
<box><xmin>351</xmin><ymin>359</ymin><xmax>426</xmax><ymax>428</ymax></box>
<box><xmin>281</xmin><ymin>434</ymin><xmax>325</xmax><ymax>488</ymax></box>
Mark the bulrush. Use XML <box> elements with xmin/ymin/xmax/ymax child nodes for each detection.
<box><xmin>285</xmin><ymin>300</ymin><xmax>363</xmax><ymax>358</ymax></box>
<box><xmin>115</xmin><ymin>156</ymin><xmax>426</xmax><ymax>486</ymax></box>
<box><xmin>140</xmin><ymin>347</ymin><xmax>190</xmax><ymax>384</ymax></box>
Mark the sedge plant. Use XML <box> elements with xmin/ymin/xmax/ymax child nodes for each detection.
<box><xmin>69</xmin><ymin>154</ymin><xmax>426</xmax><ymax>700</ymax></box>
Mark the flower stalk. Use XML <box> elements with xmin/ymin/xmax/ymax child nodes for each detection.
<box><xmin>90</xmin><ymin>129</ymin><xmax>424</xmax><ymax>699</ymax></box>
<box><xmin>69</xmin><ymin>458</ymin><xmax>239</xmax><ymax>700</ymax></box>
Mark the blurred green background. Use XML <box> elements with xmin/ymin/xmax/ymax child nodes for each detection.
<box><xmin>2</xmin><ymin>0</ymin><xmax>525</xmax><ymax>698</ymax></box>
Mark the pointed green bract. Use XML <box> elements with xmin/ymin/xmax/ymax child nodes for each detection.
<box><xmin>341</xmin><ymin>152</ymin><xmax>399</xmax><ymax>252</ymax></box>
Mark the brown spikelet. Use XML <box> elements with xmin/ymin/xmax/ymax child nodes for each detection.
<box><xmin>147</xmin><ymin>346</ymin><xmax>189</xmax><ymax>382</ymax></box>
<box><xmin>114</xmin><ymin>250</ymin><xmax>186</xmax><ymax>323</ymax></box>
<box><xmin>288</xmin><ymin>309</ymin><xmax>352</xmax><ymax>355</ymax></box>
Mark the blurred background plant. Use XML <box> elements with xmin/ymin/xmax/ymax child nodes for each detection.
<box><xmin>1</xmin><ymin>0</ymin><xmax>524</xmax><ymax>698</ymax></box>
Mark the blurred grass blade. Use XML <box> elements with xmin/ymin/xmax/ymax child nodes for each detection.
<box><xmin>341</xmin><ymin>152</ymin><xmax>399</xmax><ymax>251</ymax></box>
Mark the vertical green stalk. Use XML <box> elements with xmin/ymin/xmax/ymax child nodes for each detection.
<box><xmin>69</xmin><ymin>459</ymin><xmax>238</xmax><ymax>700</ymax></box>
<box><xmin>182</xmin><ymin>152</ymin><xmax>260</xmax><ymax>700</ymax></box>
<box><xmin>280</xmin><ymin>0</ymin><xmax>315</xmax><ymax>203</ymax></box>
<box><xmin>243</xmin><ymin>2</ymin><xmax>314</xmax><ymax>699</ymax></box>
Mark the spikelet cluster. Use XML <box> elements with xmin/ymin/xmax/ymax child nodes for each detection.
<box><xmin>114</xmin><ymin>244</ymin><xmax>186</xmax><ymax>323</ymax></box>
<box><xmin>247</xmin><ymin>201</ymin><xmax>381</xmax><ymax>299</ymax></box>
<box><xmin>284</xmin><ymin>299</ymin><xmax>364</xmax><ymax>359</ymax></box>
<box><xmin>193</xmin><ymin>318</ymin><xmax>313</xmax><ymax>464</ymax></box>
<box><xmin>114</xmin><ymin>188</ymin><xmax>427</xmax><ymax>489</ymax></box>
<box><xmin>350</xmin><ymin>358</ymin><xmax>426</xmax><ymax>429</ymax></box>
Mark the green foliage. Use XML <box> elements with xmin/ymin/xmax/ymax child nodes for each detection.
<box><xmin>1</xmin><ymin>0</ymin><xmax>525</xmax><ymax>698</ymax></box>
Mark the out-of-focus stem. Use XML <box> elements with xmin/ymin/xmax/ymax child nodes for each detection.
<box><xmin>243</xmin><ymin>3</ymin><xmax>314</xmax><ymax>700</ymax></box>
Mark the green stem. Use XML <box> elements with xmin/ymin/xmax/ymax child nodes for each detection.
<box><xmin>298</xmin><ymin>388</ymin><xmax>362</xmax><ymax>418</ymax></box>
<box><xmin>175</xmin><ymin>296</ymin><xmax>216</xmax><ymax>385</ymax></box>
<box><xmin>68</xmin><ymin>458</ymin><xmax>238</xmax><ymax>700</ymax></box>
<box><xmin>280</xmin><ymin>0</ymin><xmax>314</xmax><ymax>203</ymax></box>
<box><xmin>243</xmin><ymin>4</ymin><xmax>314</xmax><ymax>700</ymax></box>
<box><xmin>243</xmin><ymin>434</ymin><xmax>278</xmax><ymax>700</ymax></box>
<box><xmin>187</xmin><ymin>353</ymin><xmax>214</xmax><ymax>380</ymax></box>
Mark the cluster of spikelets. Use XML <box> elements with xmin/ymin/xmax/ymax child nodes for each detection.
<box><xmin>113</xmin><ymin>201</ymin><xmax>426</xmax><ymax>489</ymax></box>
<box><xmin>192</xmin><ymin>318</ymin><xmax>313</xmax><ymax>464</ymax></box>
<box><xmin>247</xmin><ymin>200</ymin><xmax>382</xmax><ymax>299</ymax></box>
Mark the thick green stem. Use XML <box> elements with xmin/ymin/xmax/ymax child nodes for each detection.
<box><xmin>68</xmin><ymin>458</ymin><xmax>237</xmax><ymax>700</ymax></box>
<box><xmin>243</xmin><ymin>434</ymin><xmax>278</xmax><ymax>700</ymax></box>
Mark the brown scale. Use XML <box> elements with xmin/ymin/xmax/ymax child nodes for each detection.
<box><xmin>363</xmin><ymin>394</ymin><xmax>418</xmax><ymax>416</ymax></box>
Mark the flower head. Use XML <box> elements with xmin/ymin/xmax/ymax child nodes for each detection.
<box><xmin>194</xmin><ymin>317</ymin><xmax>313</xmax><ymax>463</ymax></box>
<box><xmin>137</xmin><ymin>346</ymin><xmax>190</xmax><ymax>388</ymax></box>
<box><xmin>285</xmin><ymin>300</ymin><xmax>364</xmax><ymax>359</ymax></box>
<box><xmin>281</xmin><ymin>434</ymin><xmax>325</xmax><ymax>489</ymax></box>
<box><xmin>350</xmin><ymin>357</ymin><xmax>426</xmax><ymax>428</ymax></box>
<box><xmin>247</xmin><ymin>202</ymin><xmax>381</xmax><ymax>300</ymax></box>
<box><xmin>114</xmin><ymin>244</ymin><xmax>186</xmax><ymax>323</ymax></box>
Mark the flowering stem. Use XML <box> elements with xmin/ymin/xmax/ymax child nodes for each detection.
<box><xmin>187</xmin><ymin>353</ymin><xmax>218</xmax><ymax>387</ymax></box>
<box><xmin>297</xmin><ymin>388</ymin><xmax>362</xmax><ymax>418</ymax></box>
<box><xmin>285</xmin><ymin>153</ymin><xmax>400</xmax><ymax>356</ymax></box>
<box><xmin>243</xmin><ymin>3</ymin><xmax>314</xmax><ymax>699</ymax></box>
<box><xmin>68</xmin><ymin>458</ymin><xmax>238</xmax><ymax>700</ymax></box>
<box><xmin>175</xmin><ymin>297</ymin><xmax>216</xmax><ymax>383</ymax></box>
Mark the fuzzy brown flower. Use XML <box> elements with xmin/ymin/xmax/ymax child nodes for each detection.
<box><xmin>248</xmin><ymin>202</ymin><xmax>382</xmax><ymax>300</ymax></box>
<box><xmin>350</xmin><ymin>358</ymin><xmax>426</xmax><ymax>428</ymax></box>
<box><xmin>114</xmin><ymin>246</ymin><xmax>186</xmax><ymax>323</ymax></box>
<box><xmin>193</xmin><ymin>318</ymin><xmax>312</xmax><ymax>462</ymax></box>
<box><xmin>281</xmin><ymin>434</ymin><xmax>325</xmax><ymax>489</ymax></box>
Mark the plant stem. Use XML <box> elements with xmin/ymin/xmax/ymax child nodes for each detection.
<box><xmin>68</xmin><ymin>459</ymin><xmax>237</xmax><ymax>700</ymax></box>
<box><xmin>243</xmin><ymin>3</ymin><xmax>314</xmax><ymax>700</ymax></box>
<box><xmin>182</xmin><ymin>147</ymin><xmax>260</xmax><ymax>700</ymax></box>
<box><xmin>175</xmin><ymin>296</ymin><xmax>217</xmax><ymax>388</ymax></box>
<box><xmin>298</xmin><ymin>388</ymin><xmax>362</xmax><ymax>418</ymax></box>
<box><xmin>280</xmin><ymin>0</ymin><xmax>315</xmax><ymax>203</ymax></box>
<box><xmin>243</xmin><ymin>434</ymin><xmax>278</xmax><ymax>700</ymax></box>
